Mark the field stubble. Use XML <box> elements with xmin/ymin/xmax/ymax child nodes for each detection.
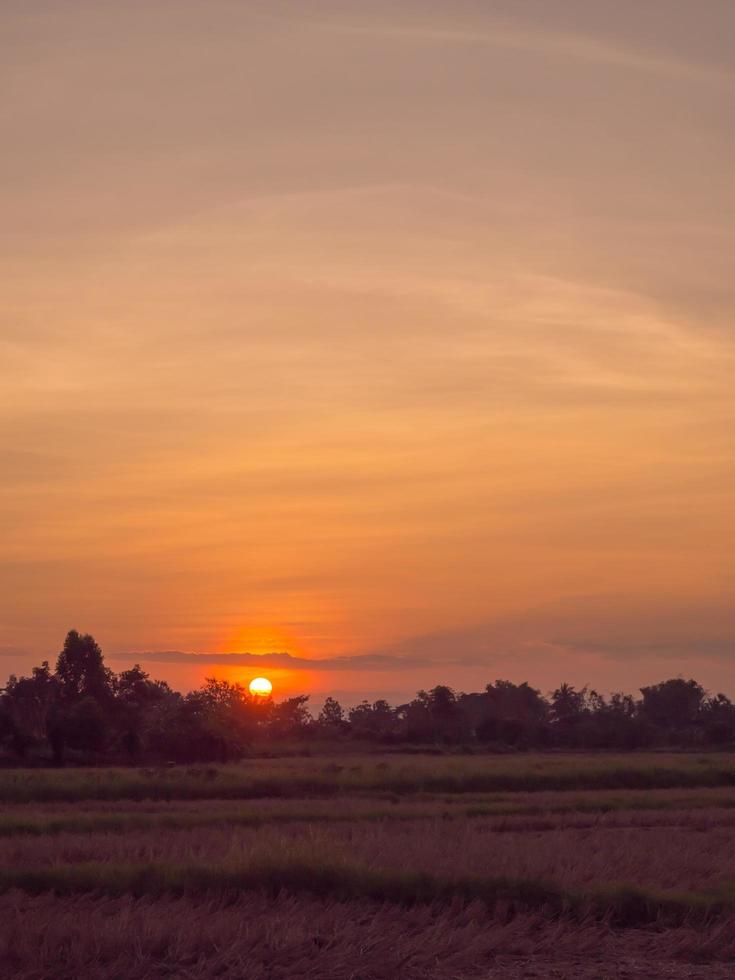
<box><xmin>2</xmin><ymin>753</ymin><xmax>735</xmax><ymax>978</ymax></box>
<box><xmin>2</xmin><ymin>752</ymin><xmax>735</xmax><ymax>803</ymax></box>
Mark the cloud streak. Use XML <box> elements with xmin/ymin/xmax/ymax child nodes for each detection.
<box><xmin>109</xmin><ymin>651</ymin><xmax>447</xmax><ymax>672</ymax></box>
<box><xmin>316</xmin><ymin>18</ymin><xmax>735</xmax><ymax>90</ymax></box>
<box><xmin>2</xmin><ymin>0</ymin><xmax>734</xmax><ymax>697</ymax></box>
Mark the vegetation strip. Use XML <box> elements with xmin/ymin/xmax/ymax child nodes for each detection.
<box><xmin>6</xmin><ymin>633</ymin><xmax>735</xmax><ymax>768</ymax></box>
<box><xmin>5</xmin><ymin>797</ymin><xmax>735</xmax><ymax>839</ymax></box>
<box><xmin>0</xmin><ymin>860</ymin><xmax>730</xmax><ymax>926</ymax></box>
<box><xmin>3</xmin><ymin>765</ymin><xmax>735</xmax><ymax>804</ymax></box>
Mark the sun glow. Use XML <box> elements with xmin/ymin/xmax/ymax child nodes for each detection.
<box><xmin>249</xmin><ymin>676</ymin><xmax>273</xmax><ymax>697</ymax></box>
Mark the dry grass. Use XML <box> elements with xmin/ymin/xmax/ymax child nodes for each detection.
<box><xmin>2</xmin><ymin>891</ymin><xmax>735</xmax><ymax>980</ymax></box>
<box><xmin>1</xmin><ymin>786</ymin><xmax>735</xmax><ymax>838</ymax></box>
<box><xmin>4</xmin><ymin>754</ymin><xmax>735</xmax><ymax>976</ymax></box>
<box><xmin>2</xmin><ymin>752</ymin><xmax>735</xmax><ymax>803</ymax></box>
<box><xmin>1</xmin><ymin>816</ymin><xmax>735</xmax><ymax>894</ymax></box>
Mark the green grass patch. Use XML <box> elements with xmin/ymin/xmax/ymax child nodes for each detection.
<box><xmin>4</xmin><ymin>790</ymin><xmax>735</xmax><ymax>840</ymax></box>
<box><xmin>3</xmin><ymin>753</ymin><xmax>735</xmax><ymax>803</ymax></box>
<box><xmin>0</xmin><ymin>858</ymin><xmax>729</xmax><ymax>926</ymax></box>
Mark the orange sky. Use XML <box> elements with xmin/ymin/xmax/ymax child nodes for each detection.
<box><xmin>2</xmin><ymin>1</ymin><xmax>734</xmax><ymax>704</ymax></box>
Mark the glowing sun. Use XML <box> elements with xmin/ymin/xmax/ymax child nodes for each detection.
<box><xmin>249</xmin><ymin>676</ymin><xmax>273</xmax><ymax>697</ymax></box>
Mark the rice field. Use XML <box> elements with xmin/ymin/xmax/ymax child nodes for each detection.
<box><xmin>2</xmin><ymin>752</ymin><xmax>735</xmax><ymax>978</ymax></box>
<box><xmin>2</xmin><ymin>751</ymin><xmax>735</xmax><ymax>803</ymax></box>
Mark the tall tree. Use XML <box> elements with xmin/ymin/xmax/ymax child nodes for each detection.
<box><xmin>318</xmin><ymin>697</ymin><xmax>346</xmax><ymax>733</ymax></box>
<box><xmin>55</xmin><ymin>630</ymin><xmax>112</xmax><ymax>704</ymax></box>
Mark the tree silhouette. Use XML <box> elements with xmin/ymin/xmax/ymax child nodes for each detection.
<box><xmin>55</xmin><ymin>630</ymin><xmax>112</xmax><ymax>704</ymax></box>
<box><xmin>3</xmin><ymin>662</ymin><xmax>59</xmax><ymax>758</ymax></box>
<box><xmin>2</xmin><ymin>630</ymin><xmax>735</xmax><ymax>762</ymax></box>
<box><xmin>640</xmin><ymin>678</ymin><xmax>705</xmax><ymax>729</ymax></box>
<box><xmin>318</xmin><ymin>697</ymin><xmax>347</xmax><ymax>733</ymax></box>
<box><xmin>348</xmin><ymin>699</ymin><xmax>396</xmax><ymax>739</ymax></box>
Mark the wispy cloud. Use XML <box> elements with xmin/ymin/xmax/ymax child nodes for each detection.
<box><xmin>0</xmin><ymin>646</ymin><xmax>29</xmax><ymax>660</ymax></box>
<box><xmin>317</xmin><ymin>18</ymin><xmax>735</xmax><ymax>90</ymax></box>
<box><xmin>554</xmin><ymin>638</ymin><xmax>735</xmax><ymax>661</ymax></box>
<box><xmin>108</xmin><ymin>651</ymin><xmax>445</xmax><ymax>671</ymax></box>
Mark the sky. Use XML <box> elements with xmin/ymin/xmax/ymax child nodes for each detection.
<box><xmin>1</xmin><ymin>0</ymin><xmax>734</xmax><ymax>705</ymax></box>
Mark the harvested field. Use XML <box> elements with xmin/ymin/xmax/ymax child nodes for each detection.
<box><xmin>5</xmin><ymin>891</ymin><xmax>735</xmax><ymax>980</ymax></box>
<box><xmin>2</xmin><ymin>754</ymin><xmax>735</xmax><ymax>978</ymax></box>
<box><xmin>4</xmin><ymin>817</ymin><xmax>735</xmax><ymax>893</ymax></box>
<box><xmin>2</xmin><ymin>752</ymin><xmax>735</xmax><ymax>803</ymax></box>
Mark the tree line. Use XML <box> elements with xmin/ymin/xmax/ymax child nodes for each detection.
<box><xmin>1</xmin><ymin>631</ymin><xmax>734</xmax><ymax>765</ymax></box>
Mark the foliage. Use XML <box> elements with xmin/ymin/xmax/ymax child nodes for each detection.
<box><xmin>2</xmin><ymin>630</ymin><xmax>735</xmax><ymax>764</ymax></box>
<box><xmin>55</xmin><ymin>631</ymin><xmax>112</xmax><ymax>705</ymax></box>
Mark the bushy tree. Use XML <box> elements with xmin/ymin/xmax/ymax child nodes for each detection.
<box><xmin>114</xmin><ymin>664</ymin><xmax>172</xmax><ymax>706</ymax></box>
<box><xmin>640</xmin><ymin>678</ymin><xmax>705</xmax><ymax>730</ymax></box>
<box><xmin>317</xmin><ymin>697</ymin><xmax>348</xmax><ymax>734</ymax></box>
<box><xmin>396</xmin><ymin>690</ymin><xmax>434</xmax><ymax>741</ymax></box>
<box><xmin>549</xmin><ymin>683</ymin><xmax>589</xmax><ymax>745</ymax></box>
<box><xmin>701</xmin><ymin>692</ymin><xmax>735</xmax><ymax>745</ymax></box>
<box><xmin>176</xmin><ymin>678</ymin><xmax>259</xmax><ymax>761</ymax></box>
<box><xmin>348</xmin><ymin>699</ymin><xmax>397</xmax><ymax>739</ymax></box>
<box><xmin>268</xmin><ymin>695</ymin><xmax>311</xmax><ymax>738</ymax></box>
<box><xmin>2</xmin><ymin>662</ymin><xmax>59</xmax><ymax>756</ymax></box>
<box><xmin>467</xmin><ymin>680</ymin><xmax>548</xmax><ymax>746</ymax></box>
<box><xmin>61</xmin><ymin>696</ymin><xmax>109</xmax><ymax>753</ymax></box>
<box><xmin>113</xmin><ymin>664</ymin><xmax>174</xmax><ymax>760</ymax></box>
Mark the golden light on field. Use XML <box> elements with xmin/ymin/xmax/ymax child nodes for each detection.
<box><xmin>249</xmin><ymin>677</ymin><xmax>273</xmax><ymax>698</ymax></box>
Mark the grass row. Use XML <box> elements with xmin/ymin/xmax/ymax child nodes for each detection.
<box><xmin>0</xmin><ymin>858</ymin><xmax>731</xmax><ymax>927</ymax></box>
<box><xmin>3</xmin><ymin>793</ymin><xmax>735</xmax><ymax>839</ymax></box>
<box><xmin>3</xmin><ymin>758</ymin><xmax>735</xmax><ymax>803</ymax></box>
